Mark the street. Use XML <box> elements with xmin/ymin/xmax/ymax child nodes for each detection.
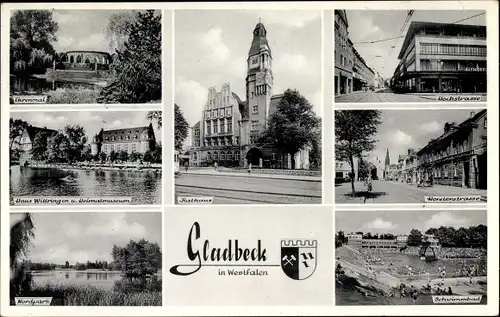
<box><xmin>335</xmin><ymin>180</ymin><xmax>487</xmax><ymax>204</ymax></box>
<box><xmin>175</xmin><ymin>173</ymin><xmax>322</xmax><ymax>204</ymax></box>
<box><xmin>335</xmin><ymin>89</ymin><xmax>487</xmax><ymax>103</ymax></box>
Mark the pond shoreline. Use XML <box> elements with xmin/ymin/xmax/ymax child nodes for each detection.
<box><xmin>11</xmin><ymin>163</ymin><xmax>162</xmax><ymax>173</ymax></box>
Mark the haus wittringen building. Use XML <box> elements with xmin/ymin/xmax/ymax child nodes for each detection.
<box><xmin>392</xmin><ymin>21</ymin><xmax>486</xmax><ymax>93</ymax></box>
<box><xmin>189</xmin><ymin>22</ymin><xmax>310</xmax><ymax>169</ymax></box>
<box><xmin>91</xmin><ymin>124</ymin><xmax>156</xmax><ymax>156</ymax></box>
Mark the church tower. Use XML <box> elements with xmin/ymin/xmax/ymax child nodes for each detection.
<box><xmin>384</xmin><ymin>148</ymin><xmax>391</xmax><ymax>167</ymax></box>
<box><xmin>246</xmin><ymin>21</ymin><xmax>274</xmax><ymax>138</ymax></box>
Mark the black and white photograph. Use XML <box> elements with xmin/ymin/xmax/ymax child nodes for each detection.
<box><xmin>335</xmin><ymin>109</ymin><xmax>487</xmax><ymax>204</ymax></box>
<box><xmin>335</xmin><ymin>209</ymin><xmax>488</xmax><ymax>305</ymax></box>
<box><xmin>9</xmin><ymin>212</ymin><xmax>162</xmax><ymax>306</ymax></box>
<box><xmin>9</xmin><ymin>111</ymin><xmax>162</xmax><ymax>205</ymax></box>
<box><xmin>9</xmin><ymin>9</ymin><xmax>161</xmax><ymax>104</ymax></box>
<box><xmin>334</xmin><ymin>10</ymin><xmax>486</xmax><ymax>103</ymax></box>
<box><xmin>174</xmin><ymin>10</ymin><xmax>322</xmax><ymax>204</ymax></box>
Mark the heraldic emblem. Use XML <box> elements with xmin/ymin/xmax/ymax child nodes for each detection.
<box><xmin>280</xmin><ymin>239</ymin><xmax>317</xmax><ymax>280</ymax></box>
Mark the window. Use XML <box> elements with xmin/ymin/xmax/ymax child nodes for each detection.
<box><xmin>117</xmin><ymin>145</ymin><xmax>121</xmax><ymax>151</ymax></box>
<box><xmin>195</xmin><ymin>140</ymin><xmax>200</xmax><ymax>147</ymax></box>
<box><xmin>235</xmin><ymin>136</ymin><xmax>239</xmax><ymax>145</ymax></box>
<box><xmin>214</xmin><ymin>152</ymin><xmax>219</xmax><ymax>161</ymax></box>
<box><xmin>195</xmin><ymin>129</ymin><xmax>200</xmax><ymax>137</ymax></box>
<box><xmin>103</xmin><ymin>145</ymin><xmax>107</xmax><ymax>153</ymax></box>
<box><xmin>193</xmin><ymin>152</ymin><xmax>198</xmax><ymax>160</ymax></box>
<box><xmin>134</xmin><ymin>135</ymin><xmax>138</xmax><ymax>139</ymax></box>
<box><xmin>112</xmin><ymin>136</ymin><xmax>116</xmax><ymax>141</ymax></box>
<box><xmin>213</xmin><ymin>122</ymin><xmax>218</xmax><ymax>134</ymax></box>
<box><xmin>124</xmin><ymin>144</ymin><xmax>128</xmax><ymax>151</ymax></box>
<box><xmin>220</xmin><ymin>120</ymin><xmax>225</xmax><ymax>133</ymax></box>
<box><xmin>228</xmin><ymin>107</ymin><xmax>232</xmax><ymax>115</ymax></box>
<box><xmin>227</xmin><ymin>151</ymin><xmax>233</xmax><ymax>160</ymax></box>
<box><xmin>271</xmin><ymin>151</ymin><xmax>276</xmax><ymax>160</ymax></box>
<box><xmin>132</xmin><ymin>144</ymin><xmax>136</xmax><ymax>152</ymax></box>
<box><xmin>227</xmin><ymin>121</ymin><xmax>232</xmax><ymax>133</ymax></box>
<box><xmin>484</xmin><ymin>118</ymin><xmax>487</xmax><ymax>129</ymax></box>
<box><xmin>252</xmin><ymin>105</ymin><xmax>259</xmax><ymax>114</ymax></box>
<box><xmin>235</xmin><ymin>151</ymin><xmax>240</xmax><ymax>161</ymax></box>
<box><xmin>207</xmin><ymin>152</ymin><xmax>212</xmax><ymax>160</ymax></box>
<box><xmin>220</xmin><ymin>151</ymin><xmax>225</xmax><ymax>160</ymax></box>
<box><xmin>251</xmin><ymin>120</ymin><xmax>259</xmax><ymax>131</ymax></box>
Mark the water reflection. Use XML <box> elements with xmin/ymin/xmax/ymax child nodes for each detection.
<box><xmin>11</xmin><ymin>76</ymin><xmax>97</xmax><ymax>94</ymax></box>
<box><xmin>31</xmin><ymin>271</ymin><xmax>122</xmax><ymax>290</ymax></box>
<box><xmin>10</xmin><ymin>166</ymin><xmax>161</xmax><ymax>205</ymax></box>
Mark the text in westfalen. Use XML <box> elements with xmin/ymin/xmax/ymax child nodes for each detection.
<box><xmin>219</xmin><ymin>268</ymin><xmax>269</xmax><ymax>276</ymax></box>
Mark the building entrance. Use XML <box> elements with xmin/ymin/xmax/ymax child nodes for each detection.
<box><xmin>246</xmin><ymin>147</ymin><xmax>263</xmax><ymax>166</ymax></box>
<box><xmin>477</xmin><ymin>152</ymin><xmax>487</xmax><ymax>189</ymax></box>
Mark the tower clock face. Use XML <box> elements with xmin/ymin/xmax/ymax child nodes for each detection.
<box><xmin>250</xmin><ymin>56</ymin><xmax>259</xmax><ymax>69</ymax></box>
<box><xmin>256</xmin><ymin>72</ymin><xmax>265</xmax><ymax>85</ymax></box>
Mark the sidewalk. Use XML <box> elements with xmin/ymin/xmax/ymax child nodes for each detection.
<box><xmin>404</xmin><ymin>92</ymin><xmax>487</xmax><ymax>100</ymax></box>
<box><xmin>401</xmin><ymin>181</ymin><xmax>487</xmax><ymax>200</ymax></box>
<box><xmin>180</xmin><ymin>169</ymin><xmax>322</xmax><ymax>182</ymax></box>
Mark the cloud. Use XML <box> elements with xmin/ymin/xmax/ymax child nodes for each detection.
<box><xmin>252</xmin><ymin>10</ymin><xmax>320</xmax><ymax>29</ymax></box>
<box><xmin>112</xmin><ymin>120</ymin><xmax>122</xmax><ymax>127</ymax></box>
<box><xmin>85</xmin><ymin>214</ymin><xmax>146</xmax><ymax>239</ymax></box>
<box><xmin>200</xmin><ymin>27</ymin><xmax>230</xmax><ymax>65</ymax></box>
<box><xmin>175</xmin><ymin>77</ymin><xmax>208</xmax><ymax>127</ymax></box>
<box><xmin>274</xmin><ymin>53</ymin><xmax>309</xmax><ymax>76</ymax></box>
<box><xmin>388</xmin><ymin>129</ymin><xmax>414</xmax><ymax>146</ymax></box>
<box><xmin>420</xmin><ymin>121</ymin><xmax>443</xmax><ymax>134</ymax></box>
<box><xmin>364</xmin><ymin>218</ymin><xmax>398</xmax><ymax>231</ymax></box>
<box><xmin>311</xmin><ymin>89</ymin><xmax>322</xmax><ymax>117</ymax></box>
<box><xmin>425</xmin><ymin>211</ymin><xmax>470</xmax><ymax>229</ymax></box>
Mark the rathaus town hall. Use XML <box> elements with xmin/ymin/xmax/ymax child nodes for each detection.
<box><xmin>188</xmin><ymin>22</ymin><xmax>311</xmax><ymax>169</ymax></box>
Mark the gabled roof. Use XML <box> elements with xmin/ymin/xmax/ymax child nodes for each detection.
<box><xmin>25</xmin><ymin>125</ymin><xmax>57</xmax><ymax>140</ymax></box>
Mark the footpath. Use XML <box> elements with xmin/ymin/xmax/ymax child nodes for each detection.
<box><xmin>179</xmin><ymin>168</ymin><xmax>321</xmax><ymax>182</ymax></box>
<box><xmin>404</xmin><ymin>92</ymin><xmax>486</xmax><ymax>100</ymax></box>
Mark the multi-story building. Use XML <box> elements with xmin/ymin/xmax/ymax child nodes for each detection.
<box><xmin>416</xmin><ymin>110</ymin><xmax>487</xmax><ymax>189</ymax></box>
<box><xmin>352</xmin><ymin>47</ymin><xmax>377</xmax><ymax>92</ymax></box>
<box><xmin>334</xmin><ymin>10</ymin><xmax>353</xmax><ymax>95</ymax></box>
<box><xmin>335</xmin><ymin>158</ymin><xmax>358</xmax><ymax>180</ymax></box>
<box><xmin>189</xmin><ymin>22</ymin><xmax>310</xmax><ymax>169</ymax></box>
<box><xmin>18</xmin><ymin>125</ymin><xmax>57</xmax><ymax>166</ymax></box>
<box><xmin>91</xmin><ymin>124</ymin><xmax>156</xmax><ymax>157</ymax></box>
<box><xmin>402</xmin><ymin>148</ymin><xmax>419</xmax><ymax>183</ymax></box>
<box><xmin>392</xmin><ymin>21</ymin><xmax>486</xmax><ymax>93</ymax></box>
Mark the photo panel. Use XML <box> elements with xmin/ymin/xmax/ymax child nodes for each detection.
<box><xmin>164</xmin><ymin>205</ymin><xmax>333</xmax><ymax>306</ymax></box>
<box><xmin>334</xmin><ymin>10</ymin><xmax>487</xmax><ymax>103</ymax></box>
<box><xmin>9</xmin><ymin>9</ymin><xmax>162</xmax><ymax>105</ymax></box>
<box><xmin>9</xmin><ymin>211</ymin><xmax>163</xmax><ymax>306</ymax></box>
<box><xmin>9</xmin><ymin>110</ymin><xmax>163</xmax><ymax>206</ymax></box>
<box><xmin>335</xmin><ymin>209</ymin><xmax>488</xmax><ymax>306</ymax></box>
<box><xmin>173</xmin><ymin>10</ymin><xmax>323</xmax><ymax>205</ymax></box>
<box><xmin>334</xmin><ymin>108</ymin><xmax>488</xmax><ymax>205</ymax></box>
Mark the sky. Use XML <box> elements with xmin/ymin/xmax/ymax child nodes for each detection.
<box><xmin>175</xmin><ymin>9</ymin><xmax>322</xmax><ymax>143</ymax></box>
<box><xmin>11</xmin><ymin>111</ymin><xmax>163</xmax><ymax>144</ymax></box>
<box><xmin>361</xmin><ymin>109</ymin><xmax>483</xmax><ymax>167</ymax></box>
<box><xmin>343</xmin><ymin>10</ymin><xmax>486</xmax><ymax>79</ymax></box>
<box><xmin>13</xmin><ymin>212</ymin><xmax>162</xmax><ymax>265</ymax></box>
<box><xmin>336</xmin><ymin>210</ymin><xmax>487</xmax><ymax>235</ymax></box>
<box><xmin>50</xmin><ymin>10</ymin><xmax>160</xmax><ymax>53</ymax></box>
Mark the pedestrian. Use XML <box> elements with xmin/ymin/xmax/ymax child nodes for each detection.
<box><xmin>248</xmin><ymin>162</ymin><xmax>252</xmax><ymax>174</ymax></box>
<box><xmin>214</xmin><ymin>161</ymin><xmax>218</xmax><ymax>171</ymax></box>
<box><xmin>185</xmin><ymin>162</ymin><xmax>189</xmax><ymax>173</ymax></box>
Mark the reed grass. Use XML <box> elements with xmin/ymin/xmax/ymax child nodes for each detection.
<box><xmin>46</xmin><ymin>88</ymin><xmax>99</xmax><ymax>104</ymax></box>
<box><xmin>29</xmin><ymin>283</ymin><xmax>161</xmax><ymax>306</ymax></box>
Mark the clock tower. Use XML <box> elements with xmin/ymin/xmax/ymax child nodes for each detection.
<box><xmin>246</xmin><ymin>21</ymin><xmax>274</xmax><ymax>136</ymax></box>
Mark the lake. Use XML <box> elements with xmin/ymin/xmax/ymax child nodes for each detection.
<box><xmin>31</xmin><ymin>271</ymin><xmax>123</xmax><ymax>290</ymax></box>
<box><xmin>10</xmin><ymin>166</ymin><xmax>161</xmax><ymax>205</ymax></box>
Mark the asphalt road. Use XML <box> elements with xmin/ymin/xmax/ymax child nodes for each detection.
<box><xmin>175</xmin><ymin>173</ymin><xmax>322</xmax><ymax>204</ymax></box>
<box><xmin>335</xmin><ymin>180</ymin><xmax>485</xmax><ymax>204</ymax></box>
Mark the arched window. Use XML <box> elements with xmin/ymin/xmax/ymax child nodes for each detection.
<box><xmin>214</xmin><ymin>152</ymin><xmax>218</xmax><ymax>161</ymax></box>
<box><xmin>70</xmin><ymin>55</ymin><xmax>74</xmax><ymax>63</ymax></box>
<box><xmin>227</xmin><ymin>151</ymin><xmax>233</xmax><ymax>161</ymax></box>
<box><xmin>235</xmin><ymin>151</ymin><xmax>240</xmax><ymax>161</ymax></box>
<box><xmin>271</xmin><ymin>151</ymin><xmax>277</xmax><ymax>160</ymax></box>
<box><xmin>207</xmin><ymin>152</ymin><xmax>211</xmax><ymax>160</ymax></box>
<box><xmin>220</xmin><ymin>151</ymin><xmax>225</xmax><ymax>161</ymax></box>
<box><xmin>76</xmin><ymin>55</ymin><xmax>82</xmax><ymax>63</ymax></box>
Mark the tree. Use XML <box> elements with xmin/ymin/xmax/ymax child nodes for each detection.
<box><xmin>335</xmin><ymin>110</ymin><xmax>382</xmax><ymax>193</ymax></box>
<box><xmin>104</xmin><ymin>11</ymin><xmax>138</xmax><ymax>52</ymax></box>
<box><xmin>109</xmin><ymin>150</ymin><xmax>118</xmax><ymax>163</ymax></box>
<box><xmin>174</xmin><ymin>104</ymin><xmax>189</xmax><ymax>151</ymax></box>
<box><xmin>98</xmin><ymin>10</ymin><xmax>161</xmax><ymax>103</ymax></box>
<box><xmin>10</xmin><ymin>118</ymin><xmax>28</xmax><ymax>150</ymax></box>
<box><xmin>10</xmin><ymin>10</ymin><xmax>58</xmax><ymax>77</ymax></box>
<box><xmin>143</xmin><ymin>150</ymin><xmax>153</xmax><ymax>163</ymax></box>
<box><xmin>407</xmin><ymin>229</ymin><xmax>423</xmax><ymax>246</ymax></box>
<box><xmin>151</xmin><ymin>142</ymin><xmax>162</xmax><ymax>164</ymax></box>
<box><xmin>119</xmin><ymin>150</ymin><xmax>128</xmax><ymax>163</ymax></box>
<box><xmin>309</xmin><ymin>126</ymin><xmax>322</xmax><ymax>169</ymax></box>
<box><xmin>99</xmin><ymin>152</ymin><xmax>107</xmax><ymax>163</ymax></box>
<box><xmin>111</xmin><ymin>239</ymin><xmax>162</xmax><ymax>279</ymax></box>
<box><xmin>65</xmin><ymin>261</ymin><xmax>69</xmax><ymax>269</ymax></box>
<box><xmin>46</xmin><ymin>132</ymin><xmax>69</xmax><ymax>163</ymax></box>
<box><xmin>358</xmin><ymin>158</ymin><xmax>373</xmax><ymax>180</ymax></box>
<box><xmin>10</xmin><ymin>213</ymin><xmax>35</xmax><ymax>300</ymax></box>
<box><xmin>64</xmin><ymin>125</ymin><xmax>87</xmax><ymax>163</ymax></box>
<box><xmin>259</xmin><ymin>89</ymin><xmax>321</xmax><ymax>169</ymax></box>
<box><xmin>30</xmin><ymin>131</ymin><xmax>53</xmax><ymax>162</ymax></box>
<box><xmin>147</xmin><ymin>111</ymin><xmax>162</xmax><ymax>130</ymax></box>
